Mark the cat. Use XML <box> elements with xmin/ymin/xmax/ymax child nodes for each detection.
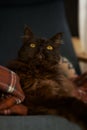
<box><xmin>7</xmin><ymin>26</ymin><xmax>87</xmax><ymax>130</ymax></box>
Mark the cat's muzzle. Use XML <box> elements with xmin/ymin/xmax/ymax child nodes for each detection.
<box><xmin>35</xmin><ymin>54</ymin><xmax>43</xmax><ymax>61</ymax></box>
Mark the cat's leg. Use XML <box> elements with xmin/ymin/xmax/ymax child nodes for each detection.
<box><xmin>27</xmin><ymin>104</ymin><xmax>58</xmax><ymax>115</ymax></box>
<box><xmin>27</xmin><ymin>79</ymin><xmax>87</xmax><ymax>130</ymax></box>
<box><xmin>25</xmin><ymin>88</ymin><xmax>87</xmax><ymax>130</ymax></box>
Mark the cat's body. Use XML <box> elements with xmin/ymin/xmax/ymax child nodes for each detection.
<box><xmin>7</xmin><ymin>26</ymin><xmax>87</xmax><ymax>130</ymax></box>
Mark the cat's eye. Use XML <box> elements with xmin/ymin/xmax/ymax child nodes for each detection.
<box><xmin>30</xmin><ymin>43</ymin><xmax>36</xmax><ymax>48</ymax></box>
<box><xmin>46</xmin><ymin>45</ymin><xmax>53</xmax><ymax>50</ymax></box>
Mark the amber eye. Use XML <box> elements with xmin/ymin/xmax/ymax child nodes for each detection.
<box><xmin>46</xmin><ymin>45</ymin><xmax>53</xmax><ymax>50</ymax></box>
<box><xmin>30</xmin><ymin>43</ymin><xmax>36</xmax><ymax>48</ymax></box>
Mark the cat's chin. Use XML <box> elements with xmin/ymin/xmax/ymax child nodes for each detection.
<box><xmin>33</xmin><ymin>59</ymin><xmax>58</xmax><ymax>67</ymax></box>
<box><xmin>35</xmin><ymin>62</ymin><xmax>57</xmax><ymax>69</ymax></box>
<box><xmin>20</xmin><ymin>58</ymin><xmax>58</xmax><ymax>69</ymax></box>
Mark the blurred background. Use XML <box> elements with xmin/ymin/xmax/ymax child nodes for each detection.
<box><xmin>65</xmin><ymin>0</ymin><xmax>87</xmax><ymax>73</ymax></box>
<box><xmin>0</xmin><ymin>0</ymin><xmax>87</xmax><ymax>74</ymax></box>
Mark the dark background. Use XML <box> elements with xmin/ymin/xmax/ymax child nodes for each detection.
<box><xmin>64</xmin><ymin>0</ymin><xmax>79</xmax><ymax>37</ymax></box>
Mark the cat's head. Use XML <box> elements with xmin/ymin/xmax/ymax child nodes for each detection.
<box><xmin>18</xmin><ymin>26</ymin><xmax>63</xmax><ymax>66</ymax></box>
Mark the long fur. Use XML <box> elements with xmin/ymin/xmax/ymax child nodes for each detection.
<box><xmin>7</xmin><ymin>26</ymin><xmax>87</xmax><ymax>130</ymax></box>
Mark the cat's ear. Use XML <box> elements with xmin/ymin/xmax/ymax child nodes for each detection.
<box><xmin>50</xmin><ymin>33</ymin><xmax>63</xmax><ymax>46</ymax></box>
<box><xmin>21</xmin><ymin>25</ymin><xmax>34</xmax><ymax>43</ymax></box>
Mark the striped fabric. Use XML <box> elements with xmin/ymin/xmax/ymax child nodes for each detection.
<box><xmin>59</xmin><ymin>56</ymin><xmax>78</xmax><ymax>79</ymax></box>
<box><xmin>0</xmin><ymin>65</ymin><xmax>25</xmax><ymax>104</ymax></box>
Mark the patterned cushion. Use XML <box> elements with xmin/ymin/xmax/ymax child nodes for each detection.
<box><xmin>59</xmin><ymin>57</ymin><xmax>78</xmax><ymax>79</ymax></box>
<box><xmin>0</xmin><ymin>65</ymin><xmax>25</xmax><ymax>103</ymax></box>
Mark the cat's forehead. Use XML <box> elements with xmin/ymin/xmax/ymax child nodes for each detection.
<box><xmin>35</xmin><ymin>38</ymin><xmax>46</xmax><ymax>43</ymax></box>
<box><xmin>28</xmin><ymin>38</ymin><xmax>43</xmax><ymax>45</ymax></box>
<box><xmin>30</xmin><ymin>38</ymin><xmax>52</xmax><ymax>46</ymax></box>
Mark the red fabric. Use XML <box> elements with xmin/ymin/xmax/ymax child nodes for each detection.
<box><xmin>73</xmin><ymin>72</ymin><xmax>87</xmax><ymax>103</ymax></box>
<box><xmin>0</xmin><ymin>65</ymin><xmax>25</xmax><ymax>103</ymax></box>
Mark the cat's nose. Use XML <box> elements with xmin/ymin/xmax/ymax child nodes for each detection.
<box><xmin>39</xmin><ymin>55</ymin><xmax>42</xmax><ymax>59</ymax></box>
<box><xmin>36</xmin><ymin>54</ymin><xmax>43</xmax><ymax>60</ymax></box>
<box><xmin>39</xmin><ymin>54</ymin><xmax>43</xmax><ymax>60</ymax></box>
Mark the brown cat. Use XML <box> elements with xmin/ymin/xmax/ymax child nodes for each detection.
<box><xmin>7</xmin><ymin>26</ymin><xmax>87</xmax><ymax>130</ymax></box>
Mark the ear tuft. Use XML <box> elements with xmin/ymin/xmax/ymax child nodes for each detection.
<box><xmin>21</xmin><ymin>25</ymin><xmax>34</xmax><ymax>43</ymax></box>
<box><xmin>50</xmin><ymin>33</ymin><xmax>64</xmax><ymax>45</ymax></box>
<box><xmin>24</xmin><ymin>25</ymin><xmax>33</xmax><ymax>36</ymax></box>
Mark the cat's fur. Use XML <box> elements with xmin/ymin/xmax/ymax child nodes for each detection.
<box><xmin>7</xmin><ymin>26</ymin><xmax>87</xmax><ymax>130</ymax></box>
